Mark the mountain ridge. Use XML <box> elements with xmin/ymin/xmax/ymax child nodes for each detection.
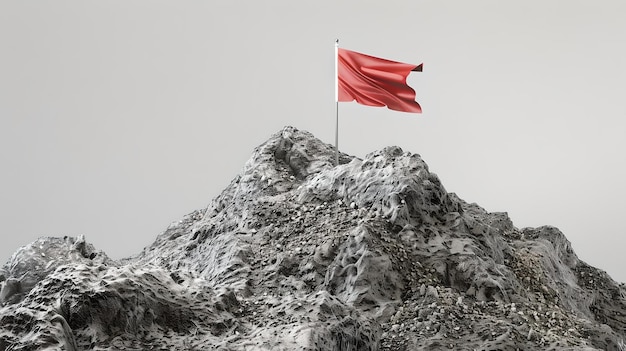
<box><xmin>1</xmin><ymin>126</ymin><xmax>624</xmax><ymax>350</ymax></box>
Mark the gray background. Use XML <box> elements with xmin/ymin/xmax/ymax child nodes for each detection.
<box><xmin>1</xmin><ymin>1</ymin><xmax>624</xmax><ymax>282</ymax></box>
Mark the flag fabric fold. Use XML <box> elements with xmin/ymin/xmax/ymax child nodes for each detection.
<box><xmin>337</xmin><ymin>48</ymin><xmax>422</xmax><ymax>113</ymax></box>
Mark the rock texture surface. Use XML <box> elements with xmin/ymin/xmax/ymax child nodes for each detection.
<box><xmin>1</xmin><ymin>126</ymin><xmax>625</xmax><ymax>350</ymax></box>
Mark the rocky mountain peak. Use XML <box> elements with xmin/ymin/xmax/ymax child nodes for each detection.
<box><xmin>1</xmin><ymin>126</ymin><xmax>624</xmax><ymax>350</ymax></box>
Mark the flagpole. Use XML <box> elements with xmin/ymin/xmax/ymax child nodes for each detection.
<box><xmin>335</xmin><ymin>39</ymin><xmax>339</xmax><ymax>166</ymax></box>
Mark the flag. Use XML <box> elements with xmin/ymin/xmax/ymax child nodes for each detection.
<box><xmin>337</xmin><ymin>48</ymin><xmax>423</xmax><ymax>113</ymax></box>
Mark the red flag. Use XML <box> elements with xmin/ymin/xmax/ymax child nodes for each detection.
<box><xmin>337</xmin><ymin>48</ymin><xmax>423</xmax><ymax>113</ymax></box>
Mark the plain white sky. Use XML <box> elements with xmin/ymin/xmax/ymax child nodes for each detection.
<box><xmin>1</xmin><ymin>1</ymin><xmax>624</xmax><ymax>282</ymax></box>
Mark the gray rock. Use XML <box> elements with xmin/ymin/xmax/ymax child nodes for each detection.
<box><xmin>0</xmin><ymin>126</ymin><xmax>624</xmax><ymax>350</ymax></box>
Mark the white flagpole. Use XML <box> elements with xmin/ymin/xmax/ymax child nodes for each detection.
<box><xmin>335</xmin><ymin>39</ymin><xmax>339</xmax><ymax>166</ymax></box>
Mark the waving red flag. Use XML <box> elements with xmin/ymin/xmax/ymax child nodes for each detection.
<box><xmin>337</xmin><ymin>48</ymin><xmax>423</xmax><ymax>113</ymax></box>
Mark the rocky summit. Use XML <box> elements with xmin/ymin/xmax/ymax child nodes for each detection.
<box><xmin>1</xmin><ymin>126</ymin><xmax>625</xmax><ymax>350</ymax></box>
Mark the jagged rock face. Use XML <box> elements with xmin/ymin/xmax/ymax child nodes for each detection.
<box><xmin>0</xmin><ymin>235</ymin><xmax>113</xmax><ymax>306</ymax></box>
<box><xmin>1</xmin><ymin>126</ymin><xmax>625</xmax><ymax>350</ymax></box>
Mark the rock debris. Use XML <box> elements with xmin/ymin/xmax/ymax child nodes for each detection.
<box><xmin>0</xmin><ymin>126</ymin><xmax>624</xmax><ymax>350</ymax></box>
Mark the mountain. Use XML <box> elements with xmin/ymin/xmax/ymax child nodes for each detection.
<box><xmin>1</xmin><ymin>126</ymin><xmax>625</xmax><ymax>350</ymax></box>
